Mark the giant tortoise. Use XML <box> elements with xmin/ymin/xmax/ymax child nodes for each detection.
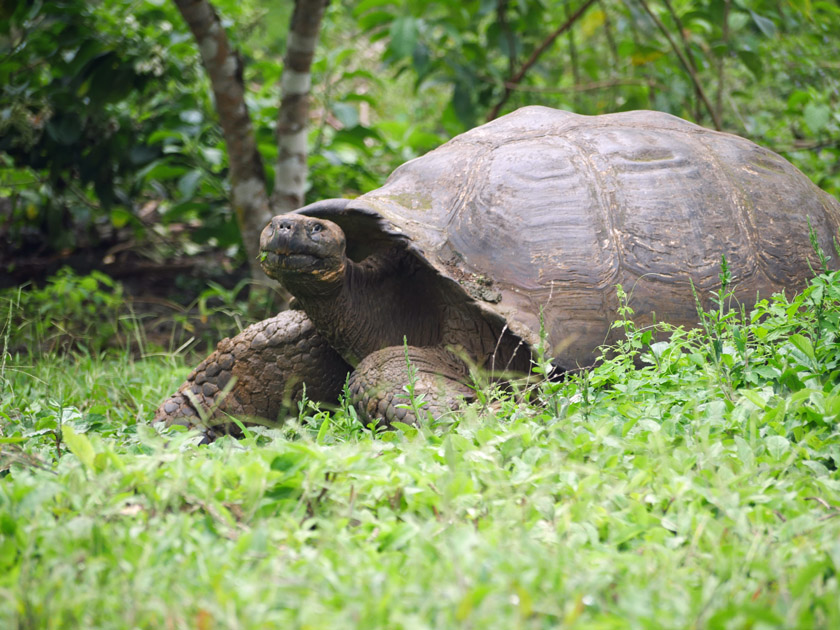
<box><xmin>156</xmin><ymin>106</ymin><xmax>840</xmax><ymax>432</ymax></box>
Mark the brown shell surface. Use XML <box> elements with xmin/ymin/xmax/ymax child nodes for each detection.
<box><xmin>320</xmin><ymin>107</ymin><xmax>840</xmax><ymax>368</ymax></box>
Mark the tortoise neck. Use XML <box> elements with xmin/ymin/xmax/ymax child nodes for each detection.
<box><xmin>293</xmin><ymin>250</ymin><xmax>444</xmax><ymax>366</ymax></box>
<box><xmin>280</xmin><ymin>264</ymin><xmax>345</xmax><ymax>300</ymax></box>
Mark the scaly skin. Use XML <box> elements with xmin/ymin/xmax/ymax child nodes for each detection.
<box><xmin>154</xmin><ymin>309</ymin><xmax>351</xmax><ymax>435</ymax></box>
<box><xmin>347</xmin><ymin>346</ymin><xmax>475</xmax><ymax>428</ymax></box>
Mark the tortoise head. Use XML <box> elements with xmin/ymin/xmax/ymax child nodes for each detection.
<box><xmin>259</xmin><ymin>214</ymin><xmax>347</xmax><ymax>291</ymax></box>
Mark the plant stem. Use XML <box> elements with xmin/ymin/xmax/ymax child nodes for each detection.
<box><xmin>716</xmin><ymin>0</ymin><xmax>731</xmax><ymax>127</ymax></box>
<box><xmin>636</xmin><ymin>0</ymin><xmax>722</xmax><ymax>129</ymax></box>
<box><xmin>497</xmin><ymin>0</ymin><xmax>517</xmax><ymax>79</ymax></box>
<box><xmin>661</xmin><ymin>0</ymin><xmax>702</xmax><ymax>122</ymax></box>
<box><xmin>487</xmin><ymin>0</ymin><xmax>599</xmax><ymax>121</ymax></box>
<box><xmin>565</xmin><ymin>3</ymin><xmax>582</xmax><ymax>111</ymax></box>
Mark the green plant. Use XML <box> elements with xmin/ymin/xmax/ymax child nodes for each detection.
<box><xmin>0</xmin><ymin>0</ymin><xmax>217</xmax><ymax>253</ymax></box>
<box><xmin>1</xmin><ymin>262</ymin><xmax>840</xmax><ymax>627</ymax></box>
<box><xmin>0</xmin><ymin>267</ymin><xmax>132</xmax><ymax>354</ymax></box>
<box><xmin>393</xmin><ymin>337</ymin><xmax>432</xmax><ymax>428</ymax></box>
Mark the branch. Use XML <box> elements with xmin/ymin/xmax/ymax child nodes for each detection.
<box><xmin>635</xmin><ymin>0</ymin><xmax>721</xmax><ymax>130</ymax></box>
<box><xmin>273</xmin><ymin>0</ymin><xmax>330</xmax><ymax>213</ymax></box>
<box><xmin>776</xmin><ymin>139</ymin><xmax>840</xmax><ymax>153</ymax></box>
<box><xmin>504</xmin><ymin>77</ymin><xmax>662</xmax><ymax>93</ymax></box>
<box><xmin>486</xmin><ymin>0</ymin><xmax>600</xmax><ymax>121</ymax></box>
<box><xmin>173</xmin><ymin>0</ymin><xmax>272</xmax><ymax>282</ymax></box>
<box><xmin>599</xmin><ymin>0</ymin><xmax>620</xmax><ymax>66</ymax></box>
<box><xmin>661</xmin><ymin>0</ymin><xmax>702</xmax><ymax>122</ymax></box>
<box><xmin>497</xmin><ymin>0</ymin><xmax>517</xmax><ymax>78</ymax></box>
<box><xmin>565</xmin><ymin>3</ymin><xmax>582</xmax><ymax>110</ymax></box>
<box><xmin>598</xmin><ymin>1</ymin><xmax>623</xmax><ymax>105</ymax></box>
<box><xmin>716</xmin><ymin>0</ymin><xmax>730</xmax><ymax>126</ymax></box>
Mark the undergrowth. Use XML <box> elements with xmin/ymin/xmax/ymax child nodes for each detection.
<box><xmin>1</xmin><ymin>261</ymin><xmax>839</xmax><ymax>629</ymax></box>
<box><xmin>0</xmin><ymin>266</ymin><xmax>274</xmax><ymax>359</ymax></box>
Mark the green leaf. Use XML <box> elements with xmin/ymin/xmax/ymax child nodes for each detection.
<box><xmin>110</xmin><ymin>207</ymin><xmax>133</xmax><ymax>228</ymax></box>
<box><xmin>147</xmin><ymin>129</ymin><xmax>186</xmax><ymax>144</ymax></box>
<box><xmin>137</xmin><ymin>160</ymin><xmax>189</xmax><ymax>182</ymax></box>
<box><xmin>803</xmin><ymin>102</ymin><xmax>831</xmax><ymax>134</ymax></box>
<box><xmin>728</xmin><ymin>10</ymin><xmax>750</xmax><ymax>32</ymax></box>
<box><xmin>358</xmin><ymin>10</ymin><xmax>394</xmax><ymax>31</ymax></box>
<box><xmin>128</xmin><ymin>144</ymin><xmax>158</xmax><ymax>166</ymax></box>
<box><xmin>63</xmin><ymin>424</ymin><xmax>95</xmax><ymax>470</ymax></box>
<box><xmin>353</xmin><ymin>0</ymin><xmax>396</xmax><ymax>17</ymax></box>
<box><xmin>388</xmin><ymin>16</ymin><xmax>418</xmax><ymax>60</ymax></box>
<box><xmin>753</xmin><ymin>365</ymin><xmax>781</xmax><ymax>380</ymax></box>
<box><xmin>412</xmin><ymin>41</ymin><xmax>431</xmax><ymax>76</ymax></box>
<box><xmin>178</xmin><ymin>169</ymin><xmax>203</xmax><ymax>199</ymax></box>
<box><xmin>270</xmin><ymin>452</ymin><xmax>305</xmax><ymax>473</ymax></box>
<box><xmin>200</xmin><ymin>147</ymin><xmax>224</xmax><ymax>167</ymax></box>
<box><xmin>741</xmin><ymin>389</ymin><xmax>768</xmax><ymax>409</ymax></box>
<box><xmin>86</xmin><ymin>56</ymin><xmax>137</xmax><ymax>104</ymax></box>
<box><xmin>340</xmin><ymin>73</ymin><xmax>379</xmax><ymax>86</ymax></box>
<box><xmin>405</xmin><ymin>130</ymin><xmax>444</xmax><ymax>153</ymax></box>
<box><xmin>787</xmin><ymin>89</ymin><xmax>811</xmax><ymax>109</ymax></box>
<box><xmin>332</xmin><ymin>103</ymin><xmax>359</xmax><ymax>129</ymax></box>
<box><xmin>749</xmin><ymin>10</ymin><xmax>777</xmax><ymax>37</ymax></box>
<box><xmin>789</xmin><ymin>333</ymin><xmax>816</xmax><ymax>362</ymax></box>
<box><xmin>46</xmin><ymin>114</ymin><xmax>83</xmax><ymax>145</ymax></box>
<box><xmin>580</xmin><ymin>9</ymin><xmax>606</xmax><ymax>38</ymax></box>
<box><xmin>443</xmin><ymin>435</ymin><xmax>460</xmax><ymax>470</ymax></box>
<box><xmin>451</xmin><ymin>82</ymin><xmax>475</xmax><ymax>126</ymax></box>
<box><xmin>765</xmin><ymin>435</ymin><xmax>790</xmax><ymax>459</ymax></box>
<box><xmin>316</xmin><ymin>415</ymin><xmax>331</xmax><ymax>444</ymax></box>
<box><xmin>814</xmin><ymin>1</ymin><xmax>840</xmax><ymax>15</ymax></box>
<box><xmin>179</xmin><ymin>110</ymin><xmax>203</xmax><ymax>124</ymax></box>
<box><xmin>391</xmin><ymin>421</ymin><xmax>419</xmax><ymax>437</ymax></box>
<box><xmin>737</xmin><ymin>49</ymin><xmax>763</xmax><ymax>79</ymax></box>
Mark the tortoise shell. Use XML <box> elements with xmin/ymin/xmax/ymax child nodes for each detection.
<box><xmin>300</xmin><ymin>106</ymin><xmax>840</xmax><ymax>369</ymax></box>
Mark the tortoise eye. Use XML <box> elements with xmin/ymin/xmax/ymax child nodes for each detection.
<box><xmin>311</xmin><ymin>223</ymin><xmax>323</xmax><ymax>233</ymax></box>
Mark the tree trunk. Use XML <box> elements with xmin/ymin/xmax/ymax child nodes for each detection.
<box><xmin>175</xmin><ymin>0</ymin><xmax>330</xmax><ymax>287</ymax></box>
<box><xmin>173</xmin><ymin>0</ymin><xmax>273</xmax><ymax>284</ymax></box>
<box><xmin>272</xmin><ymin>0</ymin><xmax>330</xmax><ymax>213</ymax></box>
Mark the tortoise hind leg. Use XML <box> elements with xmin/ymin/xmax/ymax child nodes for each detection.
<box><xmin>155</xmin><ymin>309</ymin><xmax>351</xmax><ymax>436</ymax></box>
<box><xmin>348</xmin><ymin>346</ymin><xmax>475</xmax><ymax>428</ymax></box>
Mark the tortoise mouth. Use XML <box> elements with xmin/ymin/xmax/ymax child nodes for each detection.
<box><xmin>260</xmin><ymin>250</ymin><xmax>325</xmax><ymax>274</ymax></box>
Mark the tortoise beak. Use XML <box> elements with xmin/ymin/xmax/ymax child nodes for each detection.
<box><xmin>259</xmin><ymin>215</ymin><xmax>345</xmax><ymax>278</ymax></box>
<box><xmin>259</xmin><ymin>218</ymin><xmax>313</xmax><ymax>276</ymax></box>
<box><xmin>260</xmin><ymin>216</ymin><xmax>302</xmax><ymax>256</ymax></box>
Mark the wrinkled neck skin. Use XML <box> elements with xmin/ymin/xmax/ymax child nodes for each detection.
<box><xmin>283</xmin><ymin>249</ymin><xmax>443</xmax><ymax>367</ymax></box>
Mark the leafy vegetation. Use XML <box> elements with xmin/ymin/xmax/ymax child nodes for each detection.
<box><xmin>2</xmin><ymin>2</ymin><xmax>840</xmax><ymax>625</ymax></box>
<box><xmin>3</xmin><ymin>0</ymin><xmax>838</xmax><ymax>268</ymax></box>
<box><xmin>0</xmin><ymin>0</ymin><xmax>221</xmax><ymax>253</ymax></box>
<box><xmin>0</xmin><ymin>266</ymin><xmax>279</xmax><ymax>359</ymax></box>
<box><xmin>2</xmin><ymin>254</ymin><xmax>839</xmax><ymax>627</ymax></box>
<box><xmin>1</xmin><ymin>267</ymin><xmax>132</xmax><ymax>354</ymax></box>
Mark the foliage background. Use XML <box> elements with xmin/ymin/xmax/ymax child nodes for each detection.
<box><xmin>2</xmin><ymin>0</ymin><xmax>839</xmax><ymax>279</ymax></box>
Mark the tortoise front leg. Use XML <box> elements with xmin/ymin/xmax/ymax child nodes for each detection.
<box><xmin>155</xmin><ymin>309</ymin><xmax>351</xmax><ymax>436</ymax></box>
<box><xmin>348</xmin><ymin>346</ymin><xmax>475</xmax><ymax>428</ymax></box>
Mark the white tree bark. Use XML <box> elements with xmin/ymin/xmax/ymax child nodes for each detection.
<box><xmin>175</xmin><ymin>0</ymin><xmax>330</xmax><ymax>285</ymax></box>
<box><xmin>272</xmin><ymin>0</ymin><xmax>330</xmax><ymax>213</ymax></box>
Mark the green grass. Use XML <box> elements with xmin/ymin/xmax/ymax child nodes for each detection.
<box><xmin>1</xmin><ymin>264</ymin><xmax>839</xmax><ymax>629</ymax></box>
